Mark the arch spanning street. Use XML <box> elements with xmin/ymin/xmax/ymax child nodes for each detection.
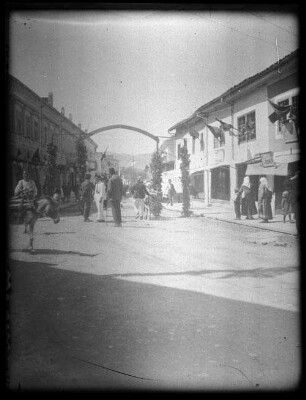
<box><xmin>87</xmin><ymin>125</ymin><xmax>159</xmax><ymax>150</ymax></box>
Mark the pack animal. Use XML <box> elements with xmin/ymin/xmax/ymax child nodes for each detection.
<box><xmin>9</xmin><ymin>196</ymin><xmax>60</xmax><ymax>253</ymax></box>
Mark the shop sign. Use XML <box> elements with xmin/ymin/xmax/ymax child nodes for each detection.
<box><xmin>260</xmin><ymin>151</ymin><xmax>274</xmax><ymax>167</ymax></box>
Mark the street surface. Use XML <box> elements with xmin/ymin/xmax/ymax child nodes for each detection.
<box><xmin>7</xmin><ymin>198</ymin><xmax>300</xmax><ymax>391</ymax></box>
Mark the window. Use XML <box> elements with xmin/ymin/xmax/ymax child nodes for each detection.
<box><xmin>200</xmin><ymin>133</ymin><xmax>204</xmax><ymax>152</ymax></box>
<box><xmin>177</xmin><ymin>144</ymin><xmax>181</xmax><ymax>158</ymax></box>
<box><xmin>214</xmin><ymin>130</ymin><xmax>225</xmax><ymax>148</ymax></box>
<box><xmin>25</xmin><ymin>113</ymin><xmax>31</xmax><ymax>138</ymax></box>
<box><xmin>278</xmin><ymin>99</ymin><xmax>290</xmax><ymax>132</ymax></box>
<box><xmin>33</xmin><ymin>117</ymin><xmax>39</xmax><ymax>141</ymax></box>
<box><xmin>15</xmin><ymin>105</ymin><xmax>22</xmax><ymax>135</ymax></box>
<box><xmin>192</xmin><ymin>137</ymin><xmax>195</xmax><ymax>154</ymax></box>
<box><xmin>183</xmin><ymin>138</ymin><xmax>187</xmax><ymax>147</ymax></box>
<box><xmin>238</xmin><ymin>111</ymin><xmax>256</xmax><ymax>144</ymax></box>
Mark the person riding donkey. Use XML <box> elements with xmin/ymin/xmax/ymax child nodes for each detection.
<box><xmin>14</xmin><ymin>170</ymin><xmax>38</xmax><ymax>223</ymax></box>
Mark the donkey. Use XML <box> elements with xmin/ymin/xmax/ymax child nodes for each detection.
<box><xmin>11</xmin><ymin>195</ymin><xmax>60</xmax><ymax>253</ymax></box>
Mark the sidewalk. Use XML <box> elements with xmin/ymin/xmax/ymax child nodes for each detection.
<box><xmin>163</xmin><ymin>199</ymin><xmax>298</xmax><ymax>236</ymax></box>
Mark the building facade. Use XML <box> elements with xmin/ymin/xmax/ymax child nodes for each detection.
<box><xmin>165</xmin><ymin>50</ymin><xmax>299</xmax><ymax>212</ymax></box>
<box><xmin>8</xmin><ymin>75</ymin><xmax>98</xmax><ymax>195</ymax></box>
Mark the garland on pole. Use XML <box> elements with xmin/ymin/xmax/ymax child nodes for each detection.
<box><xmin>75</xmin><ymin>136</ymin><xmax>88</xmax><ymax>183</ymax></box>
<box><xmin>179</xmin><ymin>144</ymin><xmax>191</xmax><ymax>217</ymax></box>
<box><xmin>149</xmin><ymin>150</ymin><xmax>163</xmax><ymax>217</ymax></box>
<box><xmin>42</xmin><ymin>142</ymin><xmax>60</xmax><ymax>196</ymax></box>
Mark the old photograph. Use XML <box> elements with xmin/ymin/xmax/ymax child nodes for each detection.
<box><xmin>6</xmin><ymin>5</ymin><xmax>300</xmax><ymax>392</ymax></box>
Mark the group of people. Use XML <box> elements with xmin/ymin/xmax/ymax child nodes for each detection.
<box><xmin>234</xmin><ymin>172</ymin><xmax>299</xmax><ymax>231</ymax></box>
<box><xmin>80</xmin><ymin>168</ymin><xmax>124</xmax><ymax>227</ymax></box>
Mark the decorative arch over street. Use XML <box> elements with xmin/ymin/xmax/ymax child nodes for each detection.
<box><xmin>87</xmin><ymin>125</ymin><xmax>159</xmax><ymax>149</ymax></box>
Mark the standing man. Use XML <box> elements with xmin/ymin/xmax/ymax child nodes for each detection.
<box><xmin>94</xmin><ymin>174</ymin><xmax>106</xmax><ymax>222</ymax></box>
<box><xmin>107</xmin><ymin>168</ymin><xmax>124</xmax><ymax>227</ymax></box>
<box><xmin>165</xmin><ymin>179</ymin><xmax>176</xmax><ymax>206</ymax></box>
<box><xmin>80</xmin><ymin>173</ymin><xmax>93</xmax><ymax>222</ymax></box>
<box><xmin>290</xmin><ymin>170</ymin><xmax>300</xmax><ymax>236</ymax></box>
<box><xmin>131</xmin><ymin>176</ymin><xmax>150</xmax><ymax>220</ymax></box>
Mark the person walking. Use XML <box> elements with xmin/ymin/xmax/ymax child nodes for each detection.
<box><xmin>233</xmin><ymin>188</ymin><xmax>241</xmax><ymax>220</ymax></box>
<box><xmin>80</xmin><ymin>173</ymin><xmax>93</xmax><ymax>222</ymax></box>
<box><xmin>165</xmin><ymin>179</ymin><xmax>176</xmax><ymax>206</ymax></box>
<box><xmin>131</xmin><ymin>176</ymin><xmax>150</xmax><ymax>220</ymax></box>
<box><xmin>94</xmin><ymin>174</ymin><xmax>107</xmax><ymax>222</ymax></box>
<box><xmin>281</xmin><ymin>189</ymin><xmax>292</xmax><ymax>223</ymax></box>
<box><xmin>290</xmin><ymin>170</ymin><xmax>300</xmax><ymax>236</ymax></box>
<box><xmin>107</xmin><ymin>168</ymin><xmax>124</xmax><ymax>227</ymax></box>
<box><xmin>239</xmin><ymin>176</ymin><xmax>257</xmax><ymax>220</ymax></box>
<box><xmin>258</xmin><ymin>177</ymin><xmax>273</xmax><ymax>223</ymax></box>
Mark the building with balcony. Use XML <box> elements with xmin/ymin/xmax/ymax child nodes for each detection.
<box><xmin>7</xmin><ymin>74</ymin><xmax>98</xmax><ymax>195</ymax></box>
<box><xmin>166</xmin><ymin>50</ymin><xmax>299</xmax><ymax>212</ymax></box>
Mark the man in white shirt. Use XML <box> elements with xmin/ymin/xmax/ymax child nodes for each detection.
<box><xmin>15</xmin><ymin>170</ymin><xmax>38</xmax><ymax>201</ymax></box>
<box><xmin>94</xmin><ymin>174</ymin><xmax>106</xmax><ymax>222</ymax></box>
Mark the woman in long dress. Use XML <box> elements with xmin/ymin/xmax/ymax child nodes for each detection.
<box><xmin>239</xmin><ymin>176</ymin><xmax>257</xmax><ymax>220</ymax></box>
<box><xmin>258</xmin><ymin>177</ymin><xmax>273</xmax><ymax>223</ymax></box>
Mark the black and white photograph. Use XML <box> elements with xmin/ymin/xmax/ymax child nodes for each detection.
<box><xmin>6</xmin><ymin>4</ymin><xmax>300</xmax><ymax>392</ymax></box>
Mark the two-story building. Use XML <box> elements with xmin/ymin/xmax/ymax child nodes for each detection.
<box><xmin>166</xmin><ymin>50</ymin><xmax>299</xmax><ymax>212</ymax></box>
<box><xmin>8</xmin><ymin>74</ymin><xmax>98</xmax><ymax>195</ymax></box>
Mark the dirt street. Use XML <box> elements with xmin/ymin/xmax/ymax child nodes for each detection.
<box><xmin>7</xmin><ymin>198</ymin><xmax>300</xmax><ymax>391</ymax></box>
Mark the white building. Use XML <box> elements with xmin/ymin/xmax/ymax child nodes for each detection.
<box><xmin>166</xmin><ymin>50</ymin><xmax>299</xmax><ymax>212</ymax></box>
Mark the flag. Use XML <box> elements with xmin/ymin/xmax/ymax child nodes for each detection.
<box><xmin>268</xmin><ymin>99</ymin><xmax>291</xmax><ymax>123</ymax></box>
<box><xmin>189</xmin><ymin>128</ymin><xmax>199</xmax><ymax>139</ymax></box>
<box><xmin>207</xmin><ymin>125</ymin><xmax>222</xmax><ymax>140</ymax></box>
<box><xmin>215</xmin><ymin>118</ymin><xmax>233</xmax><ymax>131</ymax></box>
<box><xmin>100</xmin><ymin>147</ymin><xmax>108</xmax><ymax>163</ymax></box>
<box><xmin>268</xmin><ymin>99</ymin><xmax>291</xmax><ymax>113</ymax></box>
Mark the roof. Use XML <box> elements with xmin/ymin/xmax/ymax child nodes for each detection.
<box><xmin>168</xmin><ymin>49</ymin><xmax>298</xmax><ymax>133</ymax></box>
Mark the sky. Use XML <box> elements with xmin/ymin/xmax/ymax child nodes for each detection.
<box><xmin>8</xmin><ymin>8</ymin><xmax>298</xmax><ymax>155</ymax></box>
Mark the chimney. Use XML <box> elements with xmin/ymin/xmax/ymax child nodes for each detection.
<box><xmin>48</xmin><ymin>92</ymin><xmax>53</xmax><ymax>106</ymax></box>
<box><xmin>69</xmin><ymin>113</ymin><xmax>72</xmax><ymax>121</ymax></box>
<box><xmin>61</xmin><ymin>107</ymin><xmax>65</xmax><ymax>116</ymax></box>
<box><xmin>78</xmin><ymin>123</ymin><xmax>82</xmax><ymax>129</ymax></box>
<box><xmin>85</xmin><ymin>129</ymin><xmax>88</xmax><ymax>133</ymax></box>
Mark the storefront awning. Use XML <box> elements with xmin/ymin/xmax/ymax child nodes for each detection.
<box><xmin>246</xmin><ymin>162</ymin><xmax>288</xmax><ymax>176</ymax></box>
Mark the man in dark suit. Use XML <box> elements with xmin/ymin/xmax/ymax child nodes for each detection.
<box><xmin>107</xmin><ymin>168</ymin><xmax>124</xmax><ymax>227</ymax></box>
<box><xmin>80</xmin><ymin>173</ymin><xmax>93</xmax><ymax>222</ymax></box>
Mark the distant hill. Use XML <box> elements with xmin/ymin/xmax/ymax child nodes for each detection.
<box><xmin>108</xmin><ymin>152</ymin><xmax>152</xmax><ymax>170</ymax></box>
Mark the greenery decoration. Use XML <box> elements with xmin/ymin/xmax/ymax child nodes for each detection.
<box><xmin>42</xmin><ymin>142</ymin><xmax>60</xmax><ymax>196</ymax></box>
<box><xmin>149</xmin><ymin>150</ymin><xmax>163</xmax><ymax>217</ymax></box>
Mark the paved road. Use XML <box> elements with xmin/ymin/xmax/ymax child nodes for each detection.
<box><xmin>7</xmin><ymin>199</ymin><xmax>300</xmax><ymax>391</ymax></box>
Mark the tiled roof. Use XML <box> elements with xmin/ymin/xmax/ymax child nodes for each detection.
<box><xmin>168</xmin><ymin>49</ymin><xmax>298</xmax><ymax>133</ymax></box>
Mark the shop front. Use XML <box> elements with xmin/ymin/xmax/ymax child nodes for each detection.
<box><xmin>211</xmin><ymin>165</ymin><xmax>230</xmax><ymax>201</ymax></box>
<box><xmin>244</xmin><ymin>154</ymin><xmax>299</xmax><ymax>212</ymax></box>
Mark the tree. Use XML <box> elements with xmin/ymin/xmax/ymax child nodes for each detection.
<box><xmin>179</xmin><ymin>144</ymin><xmax>191</xmax><ymax>217</ymax></box>
<box><xmin>75</xmin><ymin>136</ymin><xmax>88</xmax><ymax>183</ymax></box>
<box><xmin>42</xmin><ymin>142</ymin><xmax>60</xmax><ymax>196</ymax></box>
<box><xmin>149</xmin><ymin>150</ymin><xmax>163</xmax><ymax>217</ymax></box>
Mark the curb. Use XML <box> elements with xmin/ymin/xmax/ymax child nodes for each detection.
<box><xmin>162</xmin><ymin>206</ymin><xmax>297</xmax><ymax>236</ymax></box>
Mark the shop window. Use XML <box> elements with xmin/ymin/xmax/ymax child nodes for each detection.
<box><xmin>238</xmin><ymin>111</ymin><xmax>256</xmax><ymax>144</ymax></box>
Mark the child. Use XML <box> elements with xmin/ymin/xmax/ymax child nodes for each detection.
<box><xmin>234</xmin><ymin>188</ymin><xmax>241</xmax><ymax>220</ymax></box>
<box><xmin>281</xmin><ymin>190</ymin><xmax>292</xmax><ymax>223</ymax></box>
